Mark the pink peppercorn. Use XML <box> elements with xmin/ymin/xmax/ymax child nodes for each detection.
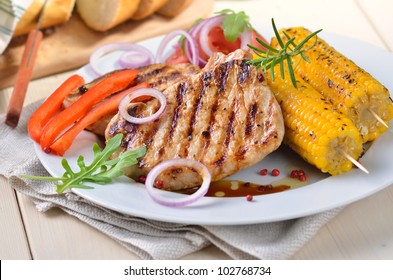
<box><xmin>299</xmin><ymin>174</ymin><xmax>307</xmax><ymax>182</ymax></box>
<box><xmin>271</xmin><ymin>168</ymin><xmax>280</xmax><ymax>176</ymax></box>
<box><xmin>259</xmin><ymin>169</ymin><xmax>268</xmax><ymax>176</ymax></box>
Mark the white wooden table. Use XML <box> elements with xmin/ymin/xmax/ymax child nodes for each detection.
<box><xmin>1</xmin><ymin>0</ymin><xmax>393</xmax><ymax>259</ymax></box>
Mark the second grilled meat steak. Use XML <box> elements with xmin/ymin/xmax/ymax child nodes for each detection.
<box><xmin>63</xmin><ymin>63</ymin><xmax>200</xmax><ymax>136</ymax></box>
<box><xmin>106</xmin><ymin>50</ymin><xmax>285</xmax><ymax>190</ymax></box>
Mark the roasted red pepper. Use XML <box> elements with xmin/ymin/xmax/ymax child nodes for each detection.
<box><xmin>28</xmin><ymin>74</ymin><xmax>85</xmax><ymax>143</ymax></box>
<box><xmin>49</xmin><ymin>82</ymin><xmax>149</xmax><ymax>156</ymax></box>
<box><xmin>40</xmin><ymin>69</ymin><xmax>139</xmax><ymax>153</ymax></box>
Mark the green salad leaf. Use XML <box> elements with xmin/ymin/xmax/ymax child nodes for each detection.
<box><xmin>216</xmin><ymin>9</ymin><xmax>252</xmax><ymax>42</ymax></box>
<box><xmin>23</xmin><ymin>134</ymin><xmax>146</xmax><ymax>194</ymax></box>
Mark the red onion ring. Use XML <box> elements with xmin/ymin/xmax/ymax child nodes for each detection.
<box><xmin>90</xmin><ymin>43</ymin><xmax>154</xmax><ymax>76</ymax></box>
<box><xmin>185</xmin><ymin>17</ymin><xmax>210</xmax><ymax>66</ymax></box>
<box><xmin>198</xmin><ymin>15</ymin><xmax>225</xmax><ymax>58</ymax></box>
<box><xmin>195</xmin><ymin>14</ymin><xmax>252</xmax><ymax>64</ymax></box>
<box><xmin>239</xmin><ymin>28</ymin><xmax>252</xmax><ymax>50</ymax></box>
<box><xmin>118</xmin><ymin>51</ymin><xmax>152</xmax><ymax>69</ymax></box>
<box><xmin>145</xmin><ymin>159</ymin><xmax>211</xmax><ymax>207</ymax></box>
<box><xmin>155</xmin><ymin>29</ymin><xmax>199</xmax><ymax>65</ymax></box>
<box><xmin>118</xmin><ymin>88</ymin><xmax>167</xmax><ymax>124</ymax></box>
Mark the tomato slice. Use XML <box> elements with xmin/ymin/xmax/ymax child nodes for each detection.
<box><xmin>165</xmin><ymin>47</ymin><xmax>190</xmax><ymax>65</ymax></box>
<box><xmin>250</xmin><ymin>29</ymin><xmax>269</xmax><ymax>51</ymax></box>
<box><xmin>165</xmin><ymin>26</ymin><xmax>270</xmax><ymax>65</ymax></box>
<box><xmin>207</xmin><ymin>26</ymin><xmax>241</xmax><ymax>54</ymax></box>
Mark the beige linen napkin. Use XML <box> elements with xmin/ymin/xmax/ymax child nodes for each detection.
<box><xmin>0</xmin><ymin>101</ymin><xmax>342</xmax><ymax>259</ymax></box>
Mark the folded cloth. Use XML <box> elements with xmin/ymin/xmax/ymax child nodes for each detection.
<box><xmin>0</xmin><ymin>100</ymin><xmax>342</xmax><ymax>259</ymax></box>
<box><xmin>0</xmin><ymin>0</ymin><xmax>33</xmax><ymax>54</ymax></box>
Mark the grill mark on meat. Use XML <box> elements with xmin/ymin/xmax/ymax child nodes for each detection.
<box><xmin>137</xmin><ymin>124</ymin><xmax>159</xmax><ymax>168</ymax></box>
<box><xmin>108</xmin><ymin>119</ymin><xmax>121</xmax><ymax>136</ymax></box>
<box><xmin>149</xmin><ymin>72</ymin><xmax>182</xmax><ymax>88</ymax></box>
<box><xmin>212</xmin><ymin>61</ymin><xmax>238</xmax><ymax>167</ymax></box>
<box><xmin>204</xmin><ymin>62</ymin><xmax>234</xmax><ymax>151</ymax></box>
<box><xmin>204</xmin><ymin>101</ymin><xmax>218</xmax><ymax>151</ymax></box>
<box><xmin>135</xmin><ymin>66</ymin><xmax>168</xmax><ymax>84</ymax></box>
<box><xmin>245</xmin><ymin>102</ymin><xmax>258</xmax><ymax>136</ymax></box>
<box><xmin>187</xmin><ymin>72</ymin><xmax>211</xmax><ymax>142</ymax></box>
<box><xmin>261</xmin><ymin>98</ymin><xmax>275</xmax><ymax>144</ymax></box>
<box><xmin>238</xmin><ymin>59</ymin><xmax>251</xmax><ymax>84</ymax></box>
<box><xmin>217</xmin><ymin>61</ymin><xmax>233</xmax><ymax>93</ymax></box>
<box><xmin>214</xmin><ymin>102</ymin><xmax>236</xmax><ymax>166</ymax></box>
<box><xmin>168</xmin><ymin>82</ymin><xmax>189</xmax><ymax>142</ymax></box>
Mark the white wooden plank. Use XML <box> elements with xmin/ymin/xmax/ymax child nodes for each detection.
<box><xmin>0</xmin><ymin>177</ymin><xmax>31</xmax><ymax>259</ymax></box>
<box><xmin>18</xmin><ymin>192</ymin><xmax>230</xmax><ymax>259</ymax></box>
<box><xmin>356</xmin><ymin>0</ymin><xmax>393</xmax><ymax>50</ymax></box>
<box><xmin>17</xmin><ymin>193</ymin><xmax>138</xmax><ymax>259</ymax></box>
<box><xmin>214</xmin><ymin>0</ymin><xmax>384</xmax><ymax>47</ymax></box>
<box><xmin>294</xmin><ymin>186</ymin><xmax>393</xmax><ymax>259</ymax></box>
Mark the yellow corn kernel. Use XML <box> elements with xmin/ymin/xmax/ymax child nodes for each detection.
<box><xmin>272</xmin><ymin>27</ymin><xmax>393</xmax><ymax>143</ymax></box>
<box><xmin>266</xmin><ymin>72</ymin><xmax>363</xmax><ymax>175</ymax></box>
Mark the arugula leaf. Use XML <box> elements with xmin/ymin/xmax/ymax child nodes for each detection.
<box><xmin>22</xmin><ymin>134</ymin><xmax>146</xmax><ymax>194</ymax></box>
<box><xmin>215</xmin><ymin>9</ymin><xmax>251</xmax><ymax>42</ymax></box>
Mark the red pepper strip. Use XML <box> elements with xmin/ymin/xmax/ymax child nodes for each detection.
<box><xmin>40</xmin><ymin>69</ymin><xmax>139</xmax><ymax>153</ymax></box>
<box><xmin>28</xmin><ymin>74</ymin><xmax>85</xmax><ymax>143</ymax></box>
<box><xmin>49</xmin><ymin>82</ymin><xmax>149</xmax><ymax>156</ymax></box>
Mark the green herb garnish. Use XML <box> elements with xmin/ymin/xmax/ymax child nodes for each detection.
<box><xmin>23</xmin><ymin>134</ymin><xmax>146</xmax><ymax>194</ymax></box>
<box><xmin>216</xmin><ymin>9</ymin><xmax>252</xmax><ymax>42</ymax></box>
<box><xmin>179</xmin><ymin>18</ymin><xmax>204</xmax><ymax>55</ymax></box>
<box><xmin>248</xmin><ymin>18</ymin><xmax>322</xmax><ymax>88</ymax></box>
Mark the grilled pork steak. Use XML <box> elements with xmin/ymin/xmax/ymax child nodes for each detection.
<box><xmin>63</xmin><ymin>63</ymin><xmax>200</xmax><ymax>136</ymax></box>
<box><xmin>106</xmin><ymin>50</ymin><xmax>285</xmax><ymax>190</ymax></box>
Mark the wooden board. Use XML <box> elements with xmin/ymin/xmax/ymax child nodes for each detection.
<box><xmin>0</xmin><ymin>0</ymin><xmax>214</xmax><ymax>90</ymax></box>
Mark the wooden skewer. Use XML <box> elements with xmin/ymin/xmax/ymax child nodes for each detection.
<box><xmin>4</xmin><ymin>30</ymin><xmax>43</xmax><ymax>128</ymax></box>
<box><xmin>340</xmin><ymin>150</ymin><xmax>369</xmax><ymax>174</ymax></box>
<box><xmin>368</xmin><ymin>108</ymin><xmax>389</xmax><ymax>128</ymax></box>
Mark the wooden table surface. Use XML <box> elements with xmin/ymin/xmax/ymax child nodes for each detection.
<box><xmin>1</xmin><ymin>0</ymin><xmax>393</xmax><ymax>260</ymax></box>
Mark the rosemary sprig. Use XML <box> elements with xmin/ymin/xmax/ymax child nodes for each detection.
<box><xmin>248</xmin><ymin>18</ymin><xmax>322</xmax><ymax>88</ymax></box>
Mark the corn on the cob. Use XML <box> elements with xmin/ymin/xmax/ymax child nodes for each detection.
<box><xmin>266</xmin><ymin>70</ymin><xmax>363</xmax><ymax>175</ymax></box>
<box><xmin>271</xmin><ymin>27</ymin><xmax>393</xmax><ymax>143</ymax></box>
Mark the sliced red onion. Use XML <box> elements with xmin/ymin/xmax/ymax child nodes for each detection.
<box><xmin>90</xmin><ymin>43</ymin><xmax>154</xmax><ymax>76</ymax></box>
<box><xmin>239</xmin><ymin>28</ymin><xmax>252</xmax><ymax>50</ymax></box>
<box><xmin>145</xmin><ymin>159</ymin><xmax>211</xmax><ymax>207</ymax></box>
<box><xmin>155</xmin><ymin>29</ymin><xmax>199</xmax><ymax>65</ymax></box>
<box><xmin>185</xmin><ymin>17</ymin><xmax>210</xmax><ymax>66</ymax></box>
<box><xmin>118</xmin><ymin>51</ymin><xmax>152</xmax><ymax>69</ymax></box>
<box><xmin>198</xmin><ymin>14</ymin><xmax>225</xmax><ymax>58</ymax></box>
<box><xmin>118</xmin><ymin>88</ymin><xmax>167</xmax><ymax>124</ymax></box>
<box><xmin>196</xmin><ymin>14</ymin><xmax>252</xmax><ymax>64</ymax></box>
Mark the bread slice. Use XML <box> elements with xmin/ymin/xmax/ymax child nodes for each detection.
<box><xmin>157</xmin><ymin>0</ymin><xmax>193</xmax><ymax>17</ymax></box>
<box><xmin>76</xmin><ymin>0</ymin><xmax>141</xmax><ymax>31</ymax></box>
<box><xmin>13</xmin><ymin>0</ymin><xmax>76</xmax><ymax>36</ymax></box>
<box><xmin>132</xmin><ymin>0</ymin><xmax>168</xmax><ymax>20</ymax></box>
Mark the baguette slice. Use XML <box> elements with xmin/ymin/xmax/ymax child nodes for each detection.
<box><xmin>76</xmin><ymin>0</ymin><xmax>141</xmax><ymax>31</ymax></box>
<box><xmin>13</xmin><ymin>0</ymin><xmax>76</xmax><ymax>37</ymax></box>
<box><xmin>157</xmin><ymin>0</ymin><xmax>193</xmax><ymax>17</ymax></box>
<box><xmin>132</xmin><ymin>0</ymin><xmax>168</xmax><ymax>20</ymax></box>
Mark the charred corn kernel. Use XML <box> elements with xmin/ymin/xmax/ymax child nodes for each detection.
<box><xmin>271</xmin><ymin>27</ymin><xmax>393</xmax><ymax>143</ymax></box>
<box><xmin>266</xmin><ymin>71</ymin><xmax>363</xmax><ymax>175</ymax></box>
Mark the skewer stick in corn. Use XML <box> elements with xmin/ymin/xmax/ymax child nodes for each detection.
<box><xmin>368</xmin><ymin>108</ymin><xmax>389</xmax><ymax>128</ymax></box>
<box><xmin>265</xmin><ymin>69</ymin><xmax>364</xmax><ymax>176</ymax></box>
<box><xmin>272</xmin><ymin>27</ymin><xmax>393</xmax><ymax>143</ymax></box>
<box><xmin>339</xmin><ymin>150</ymin><xmax>369</xmax><ymax>174</ymax></box>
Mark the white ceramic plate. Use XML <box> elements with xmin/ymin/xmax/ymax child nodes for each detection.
<box><xmin>34</xmin><ymin>29</ymin><xmax>393</xmax><ymax>225</ymax></box>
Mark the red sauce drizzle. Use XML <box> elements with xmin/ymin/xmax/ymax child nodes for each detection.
<box><xmin>176</xmin><ymin>180</ymin><xmax>290</xmax><ymax>197</ymax></box>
